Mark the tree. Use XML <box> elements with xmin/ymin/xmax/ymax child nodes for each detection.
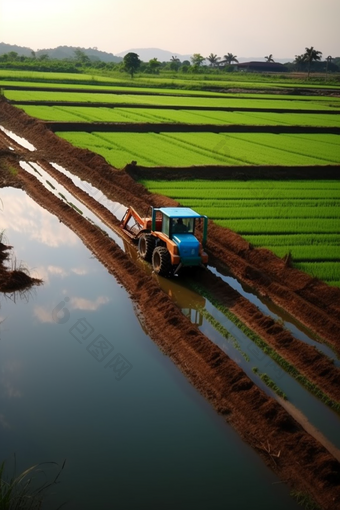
<box><xmin>170</xmin><ymin>55</ymin><xmax>181</xmax><ymax>72</ymax></box>
<box><xmin>123</xmin><ymin>52</ymin><xmax>141</xmax><ymax>78</ymax></box>
<box><xmin>191</xmin><ymin>53</ymin><xmax>205</xmax><ymax>67</ymax></box>
<box><xmin>206</xmin><ymin>53</ymin><xmax>220</xmax><ymax>67</ymax></box>
<box><xmin>264</xmin><ymin>54</ymin><xmax>274</xmax><ymax>62</ymax></box>
<box><xmin>147</xmin><ymin>58</ymin><xmax>162</xmax><ymax>74</ymax></box>
<box><xmin>303</xmin><ymin>46</ymin><xmax>322</xmax><ymax>78</ymax></box>
<box><xmin>294</xmin><ymin>54</ymin><xmax>306</xmax><ymax>71</ymax></box>
<box><xmin>74</xmin><ymin>48</ymin><xmax>91</xmax><ymax>65</ymax></box>
<box><xmin>223</xmin><ymin>53</ymin><xmax>238</xmax><ymax>65</ymax></box>
<box><xmin>8</xmin><ymin>51</ymin><xmax>19</xmax><ymax>61</ymax></box>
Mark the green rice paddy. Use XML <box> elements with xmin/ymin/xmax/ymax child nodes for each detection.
<box><xmin>17</xmin><ymin>105</ymin><xmax>340</xmax><ymax>127</ymax></box>
<box><xmin>6</xmin><ymin>90</ymin><xmax>340</xmax><ymax>110</ymax></box>
<box><xmin>58</xmin><ymin>132</ymin><xmax>340</xmax><ymax>167</ymax></box>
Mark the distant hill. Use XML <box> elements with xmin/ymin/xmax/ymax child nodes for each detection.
<box><xmin>0</xmin><ymin>42</ymin><xmax>33</xmax><ymax>57</ymax></box>
<box><xmin>0</xmin><ymin>43</ymin><xmax>294</xmax><ymax>64</ymax></box>
<box><xmin>0</xmin><ymin>43</ymin><xmax>122</xmax><ymax>62</ymax></box>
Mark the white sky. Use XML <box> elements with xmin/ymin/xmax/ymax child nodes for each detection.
<box><xmin>0</xmin><ymin>0</ymin><xmax>339</xmax><ymax>59</ymax></box>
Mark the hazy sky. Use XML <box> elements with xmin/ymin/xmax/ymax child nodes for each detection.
<box><xmin>0</xmin><ymin>0</ymin><xmax>339</xmax><ymax>58</ymax></box>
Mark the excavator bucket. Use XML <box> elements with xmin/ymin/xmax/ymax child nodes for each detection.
<box><xmin>120</xmin><ymin>207</ymin><xmax>149</xmax><ymax>240</ymax></box>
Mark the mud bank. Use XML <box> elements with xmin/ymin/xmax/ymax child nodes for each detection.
<box><xmin>0</xmin><ymin>242</ymin><xmax>41</xmax><ymax>293</ymax></box>
<box><xmin>11</xmin><ymin>163</ymin><xmax>340</xmax><ymax>510</ymax></box>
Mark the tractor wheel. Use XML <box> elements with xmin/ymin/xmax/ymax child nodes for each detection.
<box><xmin>138</xmin><ymin>234</ymin><xmax>155</xmax><ymax>262</ymax></box>
<box><xmin>152</xmin><ymin>247</ymin><xmax>172</xmax><ymax>277</ymax></box>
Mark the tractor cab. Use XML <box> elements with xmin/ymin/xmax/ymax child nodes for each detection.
<box><xmin>152</xmin><ymin>207</ymin><xmax>206</xmax><ymax>240</ymax></box>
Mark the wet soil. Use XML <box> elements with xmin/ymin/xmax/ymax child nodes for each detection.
<box><xmin>0</xmin><ymin>241</ymin><xmax>42</xmax><ymax>293</ymax></box>
<box><xmin>1</xmin><ymin>100</ymin><xmax>340</xmax><ymax>508</ymax></box>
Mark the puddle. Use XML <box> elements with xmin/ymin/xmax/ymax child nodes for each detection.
<box><xmin>0</xmin><ymin>125</ymin><xmax>36</xmax><ymax>151</ymax></box>
<box><xmin>50</xmin><ymin>162</ymin><xmax>128</xmax><ymax>220</ymax></box>
<box><xmin>19</xmin><ymin>161</ymin><xmax>125</xmax><ymax>250</ymax></box>
<box><xmin>208</xmin><ymin>265</ymin><xmax>340</xmax><ymax>364</ymax></box>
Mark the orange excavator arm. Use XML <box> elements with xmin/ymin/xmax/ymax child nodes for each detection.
<box><xmin>120</xmin><ymin>207</ymin><xmax>151</xmax><ymax>239</ymax></box>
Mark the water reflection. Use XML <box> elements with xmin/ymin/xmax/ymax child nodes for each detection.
<box><xmin>0</xmin><ymin>190</ymin><xmax>78</xmax><ymax>250</ymax></box>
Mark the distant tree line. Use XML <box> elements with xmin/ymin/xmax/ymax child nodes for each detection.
<box><xmin>0</xmin><ymin>47</ymin><xmax>339</xmax><ymax>78</ymax></box>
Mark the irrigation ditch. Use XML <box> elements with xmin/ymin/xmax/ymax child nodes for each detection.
<box><xmin>1</xmin><ymin>99</ymin><xmax>340</xmax><ymax>509</ymax></box>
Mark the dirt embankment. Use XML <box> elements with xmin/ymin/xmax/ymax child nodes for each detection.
<box><xmin>1</xmin><ymin>100</ymin><xmax>340</xmax><ymax>508</ymax></box>
<box><xmin>10</xmin><ymin>162</ymin><xmax>340</xmax><ymax>510</ymax></box>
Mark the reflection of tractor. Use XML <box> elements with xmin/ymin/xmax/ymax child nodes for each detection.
<box><xmin>120</xmin><ymin>206</ymin><xmax>208</xmax><ymax>276</ymax></box>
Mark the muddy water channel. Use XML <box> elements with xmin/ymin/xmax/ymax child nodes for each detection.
<box><xmin>19</xmin><ymin>160</ymin><xmax>340</xmax><ymax>453</ymax></box>
<box><xmin>0</xmin><ymin>188</ymin><xmax>302</xmax><ymax>510</ymax></box>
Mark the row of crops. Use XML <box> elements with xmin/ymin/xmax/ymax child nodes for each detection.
<box><xmin>141</xmin><ymin>180</ymin><xmax>340</xmax><ymax>287</ymax></box>
<box><xmin>57</xmin><ymin>132</ymin><xmax>340</xmax><ymax>167</ymax></box>
<box><xmin>14</xmin><ymin>105</ymin><xmax>340</xmax><ymax>127</ymax></box>
<box><xmin>6</xmin><ymin>90</ymin><xmax>340</xmax><ymax>109</ymax></box>
<box><xmin>2</xmin><ymin>74</ymin><xmax>340</xmax><ymax>286</ymax></box>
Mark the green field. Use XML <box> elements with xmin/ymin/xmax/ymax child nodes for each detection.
<box><xmin>17</xmin><ymin>105</ymin><xmax>340</xmax><ymax>127</ymax></box>
<box><xmin>58</xmin><ymin>131</ymin><xmax>340</xmax><ymax>167</ymax></box>
<box><xmin>1</xmin><ymin>69</ymin><xmax>340</xmax><ymax>91</ymax></box>
<box><xmin>141</xmin><ymin>179</ymin><xmax>340</xmax><ymax>286</ymax></box>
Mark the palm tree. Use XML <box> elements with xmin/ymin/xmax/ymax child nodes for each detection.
<box><xmin>170</xmin><ymin>56</ymin><xmax>181</xmax><ymax>72</ymax></box>
<box><xmin>206</xmin><ymin>53</ymin><xmax>220</xmax><ymax>67</ymax></box>
<box><xmin>264</xmin><ymin>54</ymin><xmax>275</xmax><ymax>63</ymax></box>
<box><xmin>223</xmin><ymin>53</ymin><xmax>238</xmax><ymax>65</ymax></box>
<box><xmin>303</xmin><ymin>46</ymin><xmax>322</xmax><ymax>78</ymax></box>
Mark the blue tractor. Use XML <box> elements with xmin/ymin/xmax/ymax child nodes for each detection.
<box><xmin>121</xmin><ymin>206</ymin><xmax>208</xmax><ymax>276</ymax></box>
